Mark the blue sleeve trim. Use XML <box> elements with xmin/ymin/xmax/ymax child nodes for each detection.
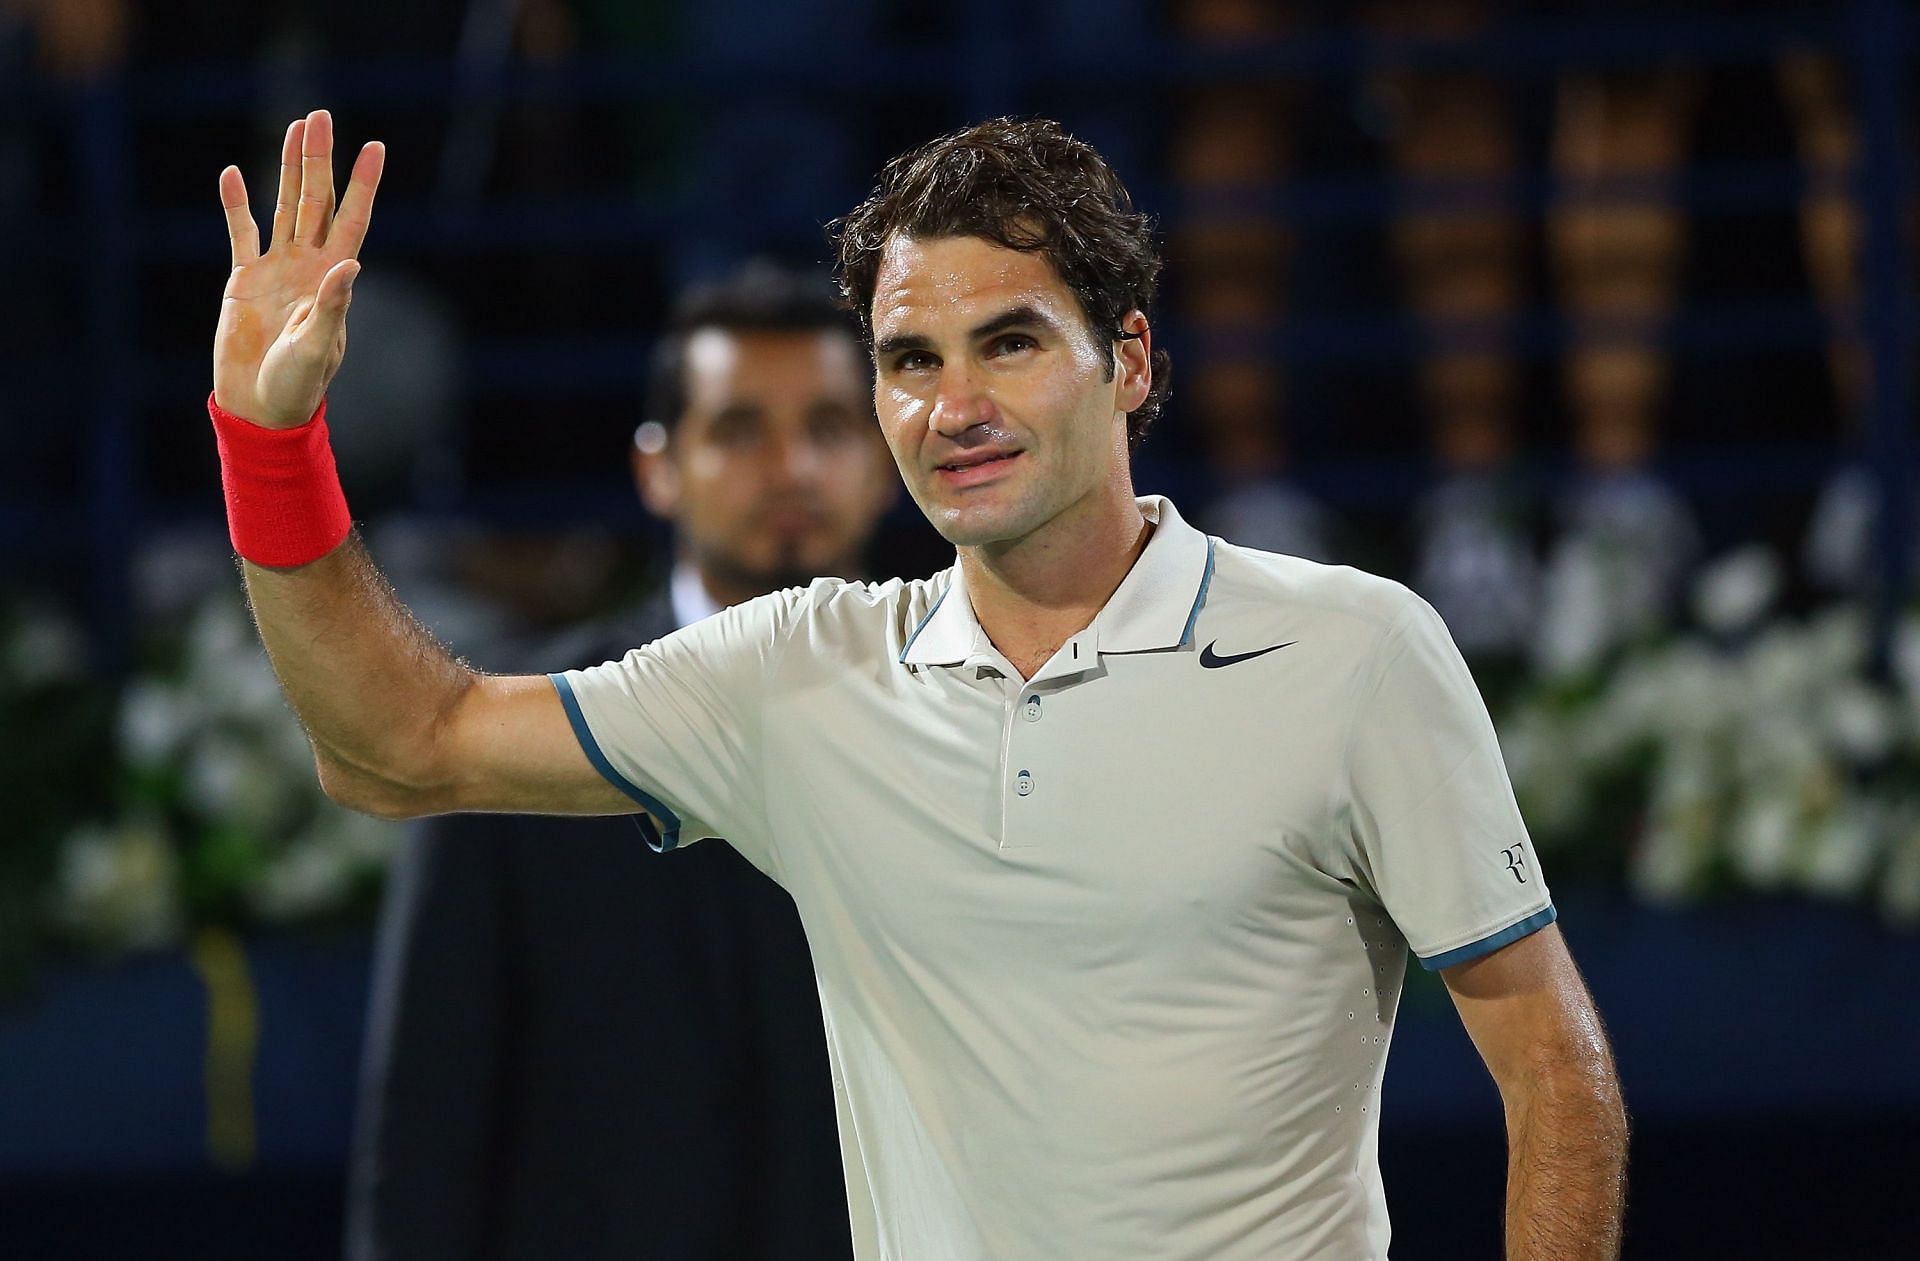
<box><xmin>1180</xmin><ymin>538</ymin><xmax>1218</xmax><ymax>648</ymax></box>
<box><xmin>1418</xmin><ymin>904</ymin><xmax>1558</xmax><ymax>971</ymax></box>
<box><xmin>548</xmin><ymin>673</ymin><xmax>683</xmax><ymax>853</ymax></box>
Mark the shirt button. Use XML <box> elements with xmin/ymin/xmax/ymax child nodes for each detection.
<box><xmin>1015</xmin><ymin>769</ymin><xmax>1033</xmax><ymax>797</ymax></box>
<box><xmin>1023</xmin><ymin>696</ymin><xmax>1042</xmax><ymax>722</ymax></box>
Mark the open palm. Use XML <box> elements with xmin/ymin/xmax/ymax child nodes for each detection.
<box><xmin>213</xmin><ymin>110</ymin><xmax>385</xmax><ymax>429</ymax></box>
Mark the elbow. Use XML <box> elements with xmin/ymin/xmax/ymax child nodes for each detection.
<box><xmin>312</xmin><ymin>671</ymin><xmax>483</xmax><ymax>820</ymax></box>
<box><xmin>315</xmin><ymin>750</ymin><xmax>443</xmax><ymax>821</ymax></box>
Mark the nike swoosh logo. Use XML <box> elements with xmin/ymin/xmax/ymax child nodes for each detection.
<box><xmin>1199</xmin><ymin>639</ymin><xmax>1298</xmax><ymax>669</ymax></box>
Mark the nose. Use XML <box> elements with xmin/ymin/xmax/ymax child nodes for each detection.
<box><xmin>928</xmin><ymin>361</ymin><xmax>994</xmax><ymax>438</ymax></box>
<box><xmin>767</xmin><ymin>432</ymin><xmax>825</xmax><ymax>485</ymax></box>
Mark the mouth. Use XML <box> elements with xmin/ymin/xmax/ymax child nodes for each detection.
<box><xmin>933</xmin><ymin>449</ymin><xmax>1023</xmax><ymax>488</ymax></box>
<box><xmin>753</xmin><ymin>502</ymin><xmax>828</xmax><ymax>536</ymax></box>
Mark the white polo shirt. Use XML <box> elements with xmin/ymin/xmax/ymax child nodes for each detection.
<box><xmin>553</xmin><ymin>496</ymin><xmax>1553</xmax><ymax>1261</ymax></box>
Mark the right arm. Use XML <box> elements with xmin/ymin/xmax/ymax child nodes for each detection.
<box><xmin>215</xmin><ymin>111</ymin><xmax>630</xmax><ymax>820</ymax></box>
<box><xmin>242</xmin><ymin>535</ymin><xmax>630</xmax><ymax>818</ymax></box>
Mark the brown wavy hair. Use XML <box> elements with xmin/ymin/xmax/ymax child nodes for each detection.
<box><xmin>830</xmin><ymin>117</ymin><xmax>1171</xmax><ymax>453</ymax></box>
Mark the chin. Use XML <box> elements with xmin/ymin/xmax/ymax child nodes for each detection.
<box><xmin>773</xmin><ymin>540</ymin><xmax>852</xmax><ymax>582</ymax></box>
<box><xmin>926</xmin><ymin>502</ymin><xmax>1032</xmax><ymax>549</ymax></box>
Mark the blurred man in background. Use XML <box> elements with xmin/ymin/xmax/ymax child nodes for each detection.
<box><xmin>345</xmin><ymin>261</ymin><xmax>894</xmax><ymax>1260</ymax></box>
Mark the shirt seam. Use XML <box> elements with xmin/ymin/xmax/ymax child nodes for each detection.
<box><xmin>754</xmin><ymin>584</ymin><xmax>813</xmax><ymax>884</ymax></box>
<box><xmin>1334</xmin><ymin>605</ymin><xmax>1418</xmax><ymax>826</ymax></box>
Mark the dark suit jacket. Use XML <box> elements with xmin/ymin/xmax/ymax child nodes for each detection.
<box><xmin>345</xmin><ymin>592</ymin><xmax>851</xmax><ymax>1260</ymax></box>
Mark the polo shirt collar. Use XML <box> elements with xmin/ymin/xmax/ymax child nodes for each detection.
<box><xmin>899</xmin><ymin>496</ymin><xmax>1216</xmax><ymax>669</ymax></box>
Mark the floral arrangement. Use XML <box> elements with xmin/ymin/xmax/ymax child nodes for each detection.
<box><xmin>0</xmin><ymin>600</ymin><xmax>113</xmax><ymax>989</ymax></box>
<box><xmin>12</xmin><ymin>542</ymin><xmax>1920</xmax><ymax>972</ymax></box>
<box><xmin>39</xmin><ymin>593</ymin><xmax>398</xmax><ymax>961</ymax></box>
<box><xmin>1500</xmin><ymin>547</ymin><xmax>1920</xmax><ymax>924</ymax></box>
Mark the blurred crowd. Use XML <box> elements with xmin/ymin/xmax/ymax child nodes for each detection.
<box><xmin>3</xmin><ymin>0</ymin><xmax>1917</xmax><ymax>956</ymax></box>
<box><xmin>4</xmin><ymin>3</ymin><xmax>1903</xmax><ymax>665</ymax></box>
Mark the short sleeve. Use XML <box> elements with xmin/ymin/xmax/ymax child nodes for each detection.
<box><xmin>551</xmin><ymin>587</ymin><xmax>805</xmax><ymax>866</ymax></box>
<box><xmin>1341</xmin><ymin>592</ymin><xmax>1555</xmax><ymax>970</ymax></box>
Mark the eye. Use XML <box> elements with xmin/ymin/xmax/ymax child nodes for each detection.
<box><xmin>808</xmin><ymin>411</ymin><xmax>864</xmax><ymax>446</ymax></box>
<box><xmin>705</xmin><ymin>414</ymin><xmax>763</xmax><ymax>447</ymax></box>
<box><xmin>891</xmin><ymin>349</ymin><xmax>938</xmax><ymax>374</ymax></box>
<box><xmin>987</xmin><ymin>333</ymin><xmax>1038</xmax><ymax>358</ymax></box>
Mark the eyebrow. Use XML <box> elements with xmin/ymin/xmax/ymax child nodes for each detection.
<box><xmin>873</xmin><ymin>304</ymin><xmax>1061</xmax><ymax>361</ymax></box>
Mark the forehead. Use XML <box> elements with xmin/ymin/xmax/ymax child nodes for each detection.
<box><xmin>870</xmin><ymin>235</ymin><xmax>1080</xmax><ymax>339</ymax></box>
<box><xmin>682</xmin><ymin>327</ymin><xmax>864</xmax><ymax>402</ymax></box>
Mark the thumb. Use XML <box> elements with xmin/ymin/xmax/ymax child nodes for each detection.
<box><xmin>318</xmin><ymin>259</ymin><xmax>361</xmax><ymax>315</ymax></box>
<box><xmin>301</xmin><ymin>260</ymin><xmax>361</xmax><ymax>359</ymax></box>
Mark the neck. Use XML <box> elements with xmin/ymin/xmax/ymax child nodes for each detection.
<box><xmin>681</xmin><ymin>552</ymin><xmax>860</xmax><ymax>617</ymax></box>
<box><xmin>696</xmin><ymin>569</ymin><xmax>762</xmax><ymax>613</ymax></box>
<box><xmin>958</xmin><ymin>482</ymin><xmax>1150</xmax><ymax>675</ymax></box>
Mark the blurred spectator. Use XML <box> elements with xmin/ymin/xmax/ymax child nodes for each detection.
<box><xmin>1549</xmin><ymin>61</ymin><xmax>1698</xmax><ymax>495</ymax></box>
<box><xmin>1543</xmin><ymin>53</ymin><xmax>1704</xmax><ymax>658</ymax></box>
<box><xmin>1536</xmin><ymin>54</ymin><xmax>1701</xmax><ymax>664</ymax></box>
<box><xmin>1367</xmin><ymin>1</ymin><xmax>1540</xmax><ymax>658</ymax></box>
<box><xmin>1783</xmin><ymin>52</ymin><xmax>1889</xmax><ymax>600</ymax></box>
<box><xmin>4</xmin><ymin>0</ymin><xmax>128</xmax><ymax>82</ymax></box>
<box><xmin>1168</xmin><ymin>0</ymin><xmax>1338</xmax><ymax>561</ymax></box>
<box><xmin>1777</xmin><ymin>51</ymin><xmax>1867</xmax><ymax>426</ymax></box>
<box><xmin>346</xmin><ymin>261</ymin><xmax>894</xmax><ymax>1261</ymax></box>
<box><xmin>1412</xmin><ymin>462</ymin><xmax>1540</xmax><ymax>660</ymax></box>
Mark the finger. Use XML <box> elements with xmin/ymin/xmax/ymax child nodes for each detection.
<box><xmin>292</xmin><ymin>109</ymin><xmax>336</xmax><ymax>246</ymax></box>
<box><xmin>271</xmin><ymin>118</ymin><xmax>304</xmax><ymax>247</ymax></box>
<box><xmin>328</xmin><ymin>141</ymin><xmax>385</xmax><ymax>260</ymax></box>
<box><xmin>219</xmin><ymin>165</ymin><xmax>260</xmax><ymax>267</ymax></box>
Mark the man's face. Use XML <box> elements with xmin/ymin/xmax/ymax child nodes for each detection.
<box><xmin>869</xmin><ymin>235</ymin><xmax>1150</xmax><ymax>549</ymax></box>
<box><xmin>637</xmin><ymin>328</ymin><xmax>893</xmax><ymax>594</ymax></box>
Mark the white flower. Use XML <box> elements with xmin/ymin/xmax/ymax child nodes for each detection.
<box><xmin>1728</xmin><ymin>789</ymin><xmax>1798</xmax><ymax>890</ymax></box>
<box><xmin>1632</xmin><ymin>741</ymin><xmax>1722</xmax><ymax>901</ymax></box>
<box><xmin>248</xmin><ymin>809</ymin><xmax>398</xmax><ymax>923</ymax></box>
<box><xmin>1653</xmin><ymin>642</ymin><xmax>1741</xmax><ymax>741</ymax></box>
<box><xmin>250</xmin><ymin>835</ymin><xmax>353</xmax><ymax>923</ymax></box>
<box><xmin>47</xmin><ymin>817</ymin><xmax>185</xmax><ymax>952</ymax></box>
<box><xmin>1533</xmin><ymin>540</ymin><xmax>1613</xmax><ymax>680</ymax></box>
<box><xmin>1803</xmin><ymin>605</ymin><xmax>1869</xmax><ymax>678</ymax></box>
<box><xmin>5</xmin><ymin>604</ymin><xmax>87</xmax><ymax>687</ymax></box>
<box><xmin>182</xmin><ymin>731</ymin><xmax>305</xmax><ymax>836</ymax></box>
<box><xmin>1891</xmin><ymin>615</ymin><xmax>1920</xmax><ymax>708</ymax></box>
<box><xmin>1821</xmin><ymin>681</ymin><xmax>1899</xmax><ymax>764</ymax></box>
<box><xmin>1801</xmin><ymin>800</ymin><xmax>1883</xmax><ymax>898</ymax></box>
<box><xmin>1499</xmin><ymin>707</ymin><xmax>1585</xmax><ymax>841</ymax></box>
<box><xmin>1691</xmin><ymin>546</ymin><xmax>1783</xmax><ymax>636</ymax></box>
<box><xmin>118</xmin><ymin>679</ymin><xmax>197</xmax><ymax>768</ymax></box>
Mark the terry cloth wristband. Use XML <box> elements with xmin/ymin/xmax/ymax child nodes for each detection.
<box><xmin>208</xmin><ymin>391</ymin><xmax>353</xmax><ymax>567</ymax></box>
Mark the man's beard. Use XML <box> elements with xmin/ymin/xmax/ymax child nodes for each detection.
<box><xmin>698</xmin><ymin>542</ymin><xmax>830</xmax><ymax>600</ymax></box>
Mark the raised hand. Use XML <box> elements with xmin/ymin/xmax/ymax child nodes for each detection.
<box><xmin>214</xmin><ymin>110</ymin><xmax>385</xmax><ymax>429</ymax></box>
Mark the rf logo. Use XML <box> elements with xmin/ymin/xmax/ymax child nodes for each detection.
<box><xmin>1501</xmin><ymin>845</ymin><xmax>1529</xmax><ymax>884</ymax></box>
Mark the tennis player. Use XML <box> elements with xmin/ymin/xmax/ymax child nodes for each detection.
<box><xmin>211</xmin><ymin>108</ymin><xmax>1627</xmax><ymax>1260</ymax></box>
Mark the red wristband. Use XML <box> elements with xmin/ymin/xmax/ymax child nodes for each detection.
<box><xmin>208</xmin><ymin>391</ymin><xmax>354</xmax><ymax>567</ymax></box>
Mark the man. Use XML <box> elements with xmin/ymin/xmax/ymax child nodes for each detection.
<box><xmin>211</xmin><ymin>110</ymin><xmax>1628</xmax><ymax>1259</ymax></box>
<box><xmin>345</xmin><ymin>262</ymin><xmax>893</xmax><ymax>1259</ymax></box>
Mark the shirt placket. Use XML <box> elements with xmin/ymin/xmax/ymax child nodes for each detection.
<box><xmin>999</xmin><ymin>629</ymin><xmax>1096</xmax><ymax>851</ymax></box>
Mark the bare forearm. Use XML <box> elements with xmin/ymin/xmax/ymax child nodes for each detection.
<box><xmin>1502</xmin><ymin>1058</ymin><xmax>1628</xmax><ymax>1260</ymax></box>
<box><xmin>242</xmin><ymin>531</ymin><xmax>475</xmax><ymax>805</ymax></box>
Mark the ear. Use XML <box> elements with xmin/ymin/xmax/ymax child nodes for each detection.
<box><xmin>632</xmin><ymin>429</ymin><xmax>680</xmax><ymax>520</ymax></box>
<box><xmin>1115</xmin><ymin>310</ymin><xmax>1152</xmax><ymax>415</ymax></box>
